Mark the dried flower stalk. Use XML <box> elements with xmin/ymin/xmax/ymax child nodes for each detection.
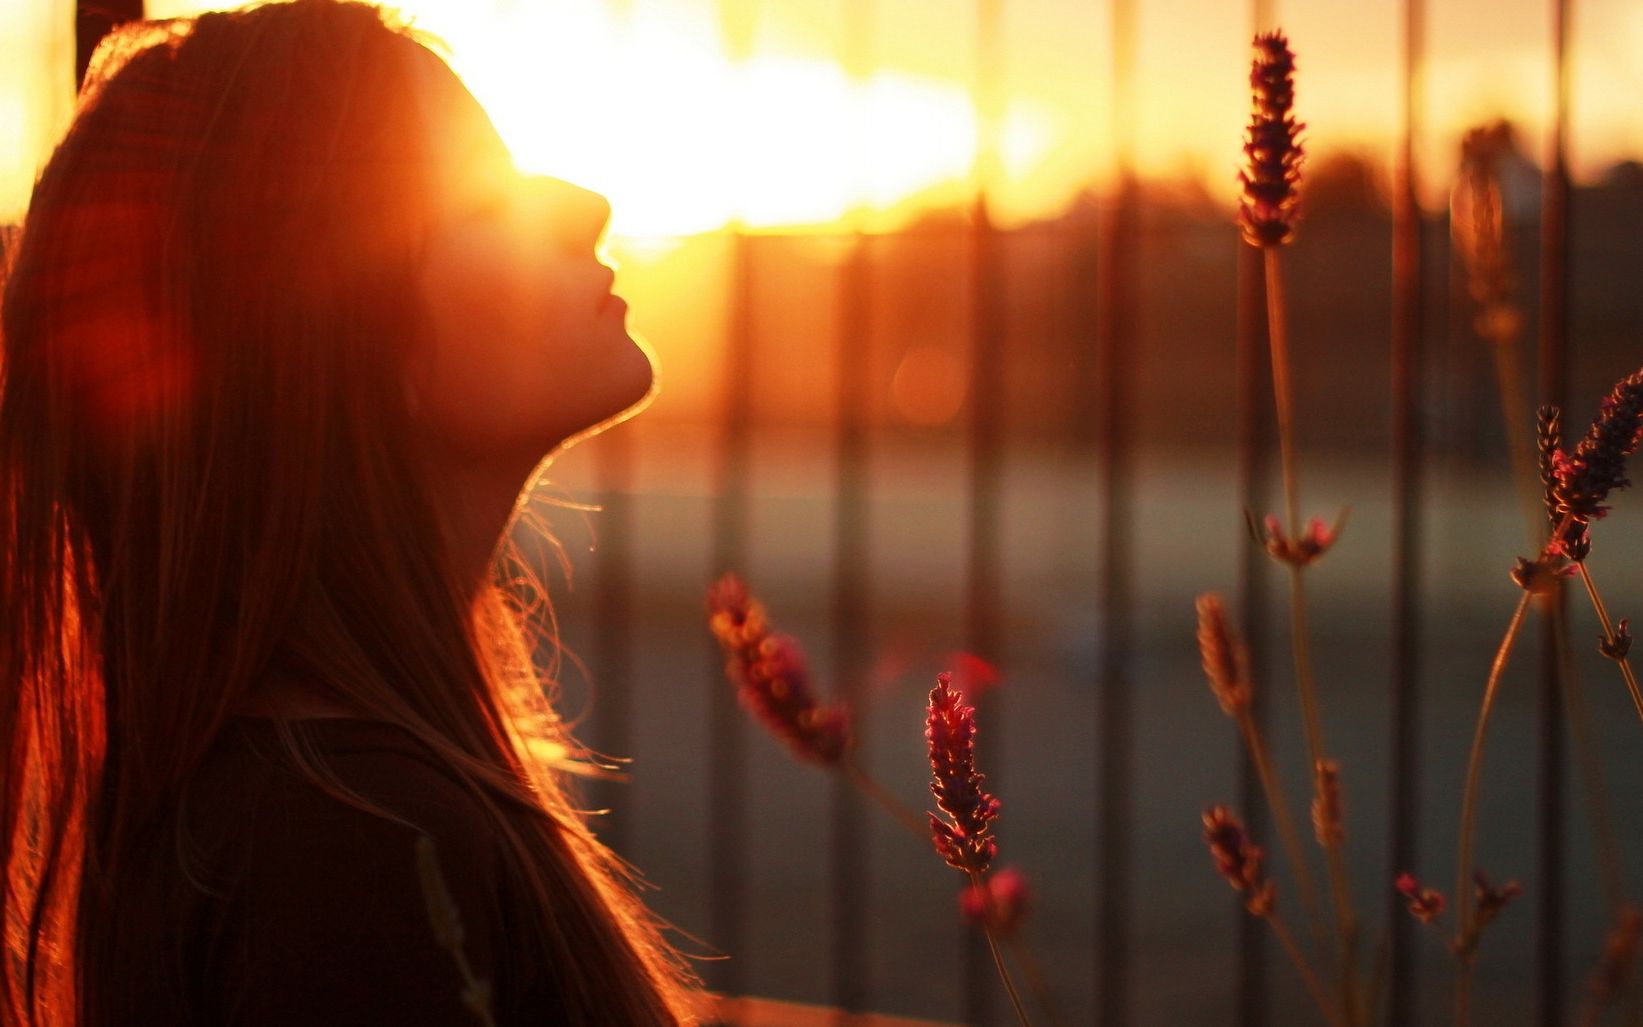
<box><xmin>1203</xmin><ymin>806</ymin><xmax>1342</xmax><ymax>1026</ymax></box>
<box><xmin>1455</xmin><ymin>123</ymin><xmax>1522</xmax><ymax>350</ymax></box>
<box><xmin>1548</xmin><ymin>369</ymin><xmax>1643</xmax><ymax>559</ymax></box>
<box><xmin>1540</xmin><ymin>371</ymin><xmax>1643</xmax><ymax>726</ymax></box>
<box><xmin>706</xmin><ymin>574</ymin><xmax>931</xmax><ymax>843</ymax></box>
<box><xmin>707</xmin><ymin>573</ymin><xmax>852</xmax><ymax>764</ymax></box>
<box><xmin>925</xmin><ymin>673</ymin><xmax>1031</xmax><ymax>1026</ymax></box>
<box><xmin>926</xmin><ymin>672</ymin><xmax>1000</xmax><ymax>875</ymax></box>
<box><xmin>1539</xmin><ymin>406</ymin><xmax>1576</xmax><ymax>550</ymax></box>
<box><xmin>1239</xmin><ymin>32</ymin><xmax>1304</xmax><ymax>248</ymax></box>
<box><xmin>1236</xmin><ymin>29</ymin><xmax>1357</xmax><ymax>1017</ymax></box>
<box><xmin>1311</xmin><ymin>759</ymin><xmax>1344</xmax><ymax>849</ymax></box>
<box><xmin>1196</xmin><ymin>593</ymin><xmax>1251</xmax><ymax>716</ymax></box>
<box><xmin>1204</xmin><ymin>805</ymin><xmax>1275</xmax><ymax>916</ymax></box>
<box><xmin>1195</xmin><ymin>593</ymin><xmax>1325</xmax><ymax>940</ymax></box>
<box><xmin>1454</xmin><ymin>123</ymin><xmax>1541</xmax><ymax>543</ymax></box>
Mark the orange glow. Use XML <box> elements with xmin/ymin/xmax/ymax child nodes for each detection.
<box><xmin>4</xmin><ymin>1</ymin><xmax>1636</xmax><ymax>230</ymax></box>
<box><xmin>0</xmin><ymin>0</ymin><xmax>74</xmax><ymax>223</ymax></box>
<box><xmin>405</xmin><ymin>0</ymin><xmax>1054</xmax><ymax>236</ymax></box>
<box><xmin>136</xmin><ymin>0</ymin><xmax>1053</xmax><ymax>237</ymax></box>
<box><xmin>891</xmin><ymin>344</ymin><xmax>966</xmax><ymax>428</ymax></box>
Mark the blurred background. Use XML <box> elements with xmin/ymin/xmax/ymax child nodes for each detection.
<box><xmin>9</xmin><ymin>0</ymin><xmax>1643</xmax><ymax>1024</ymax></box>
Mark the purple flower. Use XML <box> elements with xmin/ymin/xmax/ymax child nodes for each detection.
<box><xmin>1395</xmin><ymin>871</ymin><xmax>1446</xmax><ymax>925</ymax></box>
<box><xmin>707</xmin><ymin>574</ymin><xmax>853</xmax><ymax>764</ymax></box>
<box><xmin>1196</xmin><ymin>593</ymin><xmax>1251</xmax><ymax>717</ymax></box>
<box><xmin>927</xmin><ymin>672</ymin><xmax>1001</xmax><ymax>875</ymax></box>
<box><xmin>1548</xmin><ymin>369</ymin><xmax>1643</xmax><ymax>558</ymax></box>
<box><xmin>1254</xmin><ymin>509</ymin><xmax>1344</xmax><ymax>568</ymax></box>
<box><xmin>1239</xmin><ymin>31</ymin><xmax>1305</xmax><ymax>248</ymax></box>
<box><xmin>1203</xmin><ymin>806</ymin><xmax>1275</xmax><ymax>916</ymax></box>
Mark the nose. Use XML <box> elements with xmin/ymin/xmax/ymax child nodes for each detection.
<box><xmin>527</xmin><ymin>175</ymin><xmax>612</xmax><ymax>253</ymax></box>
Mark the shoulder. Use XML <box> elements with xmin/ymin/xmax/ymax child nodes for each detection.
<box><xmin>200</xmin><ymin>720</ymin><xmax>510</xmax><ymax>1025</ymax></box>
<box><xmin>202</xmin><ymin>719</ymin><xmax>504</xmax><ymax>892</ymax></box>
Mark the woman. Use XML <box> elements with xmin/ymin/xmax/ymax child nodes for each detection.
<box><xmin>0</xmin><ymin>1</ymin><xmax>694</xmax><ymax>1023</ymax></box>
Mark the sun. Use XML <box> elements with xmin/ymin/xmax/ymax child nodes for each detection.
<box><xmin>399</xmin><ymin>0</ymin><xmax>1053</xmax><ymax>237</ymax></box>
<box><xmin>139</xmin><ymin>0</ymin><xmax>1051</xmax><ymax>238</ymax></box>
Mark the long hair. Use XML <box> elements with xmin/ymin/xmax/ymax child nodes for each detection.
<box><xmin>0</xmin><ymin>2</ymin><xmax>694</xmax><ymax>1023</ymax></box>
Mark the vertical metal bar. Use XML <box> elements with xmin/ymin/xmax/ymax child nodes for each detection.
<box><xmin>830</xmin><ymin>235</ymin><xmax>871</xmax><ymax>1013</ymax></box>
<box><xmin>710</xmin><ymin>4</ymin><xmax>759</xmax><ymax>1000</ymax></box>
<box><xmin>591</xmin><ymin>429</ymin><xmax>636</xmax><ymax>858</ymax></box>
<box><xmin>1535</xmin><ymin>1</ymin><xmax>1571</xmax><ymax>1024</ymax></box>
<box><xmin>76</xmin><ymin>0</ymin><xmax>143</xmax><ymax>88</ymax></box>
<box><xmin>1236</xmin><ymin>6</ymin><xmax>1275</xmax><ymax>1024</ymax></box>
<box><xmin>829</xmin><ymin>0</ymin><xmax>873</xmax><ymax>1013</ymax></box>
<box><xmin>1387</xmin><ymin>0</ymin><xmax>1425</xmax><ymax>1022</ymax></box>
<box><xmin>708</xmin><ymin>222</ymin><xmax>753</xmax><ymax>1000</ymax></box>
<box><xmin>965</xmin><ymin>0</ymin><xmax>1006</xmax><ymax>1022</ymax></box>
<box><xmin>1095</xmin><ymin>0</ymin><xmax>1137</xmax><ymax>1023</ymax></box>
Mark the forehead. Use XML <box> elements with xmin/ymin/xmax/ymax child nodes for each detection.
<box><xmin>401</xmin><ymin>45</ymin><xmax>512</xmax><ymax>173</ymax></box>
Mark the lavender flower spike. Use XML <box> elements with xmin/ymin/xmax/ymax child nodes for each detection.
<box><xmin>1196</xmin><ymin>593</ymin><xmax>1251</xmax><ymax>717</ymax></box>
<box><xmin>1239</xmin><ymin>31</ymin><xmax>1305</xmax><ymax>248</ymax></box>
<box><xmin>1203</xmin><ymin>806</ymin><xmax>1275</xmax><ymax>916</ymax></box>
<box><xmin>1550</xmin><ymin>368</ymin><xmax>1643</xmax><ymax>558</ymax></box>
<box><xmin>1538</xmin><ymin>405</ymin><xmax>1569</xmax><ymax>545</ymax></box>
<box><xmin>707</xmin><ymin>574</ymin><xmax>853</xmax><ymax>764</ymax></box>
<box><xmin>927</xmin><ymin>672</ymin><xmax>1001</xmax><ymax>875</ymax></box>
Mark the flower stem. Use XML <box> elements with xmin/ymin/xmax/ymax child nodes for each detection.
<box><xmin>1236</xmin><ymin>713</ymin><xmax>1327</xmax><ymax>949</ymax></box>
<box><xmin>1454</xmin><ymin>589</ymin><xmax>1534</xmax><ymax>1025</ymax></box>
<box><xmin>1005</xmin><ymin>933</ymin><xmax>1068</xmax><ymax>1027</ymax></box>
<box><xmin>1265</xmin><ymin>245</ymin><xmax>1356</xmax><ymax>1019</ymax></box>
<box><xmin>969</xmin><ymin>870</ymin><xmax>1034</xmax><ymax>1027</ymax></box>
<box><xmin>1264</xmin><ymin>247</ymin><xmax>1300</xmax><ymax>538</ymax></box>
<box><xmin>1290</xmin><ymin>565</ymin><xmax>1358</xmax><ymax>1015</ymax></box>
<box><xmin>840</xmin><ymin>758</ymin><xmax>927</xmax><ymax>841</ymax></box>
<box><xmin>1574</xmin><ymin>561</ymin><xmax>1643</xmax><ymax>727</ymax></box>
<box><xmin>1267</xmin><ymin>910</ymin><xmax>1347</xmax><ymax>1027</ymax></box>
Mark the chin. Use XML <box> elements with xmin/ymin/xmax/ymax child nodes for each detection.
<box><xmin>556</xmin><ymin>331</ymin><xmax>659</xmax><ymax>452</ymax></box>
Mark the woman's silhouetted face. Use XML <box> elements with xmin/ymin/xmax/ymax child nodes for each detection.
<box><xmin>405</xmin><ymin>46</ymin><xmax>653</xmax><ymax>468</ymax></box>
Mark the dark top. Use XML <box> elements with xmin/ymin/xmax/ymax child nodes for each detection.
<box><xmin>104</xmin><ymin>716</ymin><xmax>562</xmax><ymax>1025</ymax></box>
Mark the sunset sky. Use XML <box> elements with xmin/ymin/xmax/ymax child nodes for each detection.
<box><xmin>3</xmin><ymin>0</ymin><xmax>1640</xmax><ymax>234</ymax></box>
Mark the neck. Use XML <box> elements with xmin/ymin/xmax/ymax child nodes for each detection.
<box><xmin>427</xmin><ymin>448</ymin><xmax>553</xmax><ymax>600</ymax></box>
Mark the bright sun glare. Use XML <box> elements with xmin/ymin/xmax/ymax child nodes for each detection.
<box><xmin>409</xmin><ymin>0</ymin><xmax>1052</xmax><ymax>237</ymax></box>
<box><xmin>130</xmin><ymin>0</ymin><xmax>1051</xmax><ymax>239</ymax></box>
<box><xmin>21</xmin><ymin>0</ymin><xmax>1639</xmax><ymax>233</ymax></box>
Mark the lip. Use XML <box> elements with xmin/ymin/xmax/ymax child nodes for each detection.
<box><xmin>600</xmin><ymin>293</ymin><xmax>628</xmax><ymax>316</ymax></box>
